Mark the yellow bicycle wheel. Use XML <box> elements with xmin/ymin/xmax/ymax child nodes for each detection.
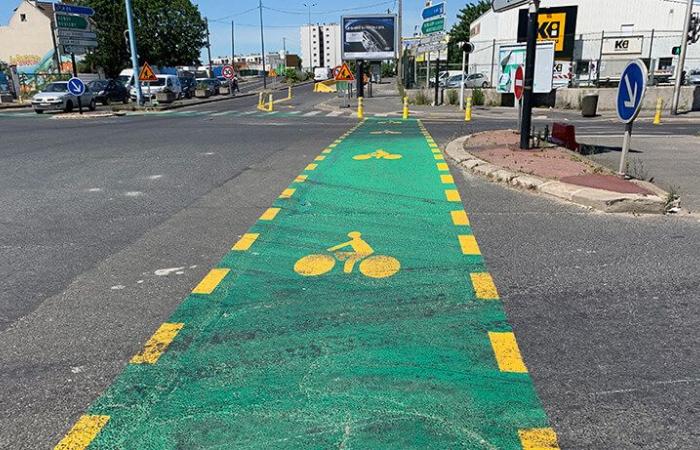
<box><xmin>294</xmin><ymin>254</ymin><xmax>335</xmax><ymax>276</ymax></box>
<box><xmin>359</xmin><ymin>255</ymin><xmax>400</xmax><ymax>279</ymax></box>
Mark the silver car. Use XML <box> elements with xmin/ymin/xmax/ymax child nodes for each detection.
<box><xmin>687</xmin><ymin>69</ymin><xmax>700</xmax><ymax>86</ymax></box>
<box><xmin>443</xmin><ymin>73</ymin><xmax>491</xmax><ymax>89</ymax></box>
<box><xmin>32</xmin><ymin>81</ymin><xmax>96</xmax><ymax>114</ymax></box>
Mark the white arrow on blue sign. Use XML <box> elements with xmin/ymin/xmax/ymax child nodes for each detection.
<box><xmin>422</xmin><ymin>2</ymin><xmax>445</xmax><ymax>20</ymax></box>
<box><xmin>54</xmin><ymin>3</ymin><xmax>95</xmax><ymax>16</ymax></box>
<box><xmin>616</xmin><ymin>59</ymin><xmax>648</xmax><ymax>124</ymax></box>
<box><xmin>67</xmin><ymin>77</ymin><xmax>86</xmax><ymax>96</ymax></box>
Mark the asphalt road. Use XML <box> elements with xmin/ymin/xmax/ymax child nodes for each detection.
<box><xmin>1</xmin><ymin>86</ymin><xmax>698</xmax><ymax>449</ymax></box>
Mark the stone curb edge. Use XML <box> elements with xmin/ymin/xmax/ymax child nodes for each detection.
<box><xmin>444</xmin><ymin>135</ymin><xmax>670</xmax><ymax>215</ymax></box>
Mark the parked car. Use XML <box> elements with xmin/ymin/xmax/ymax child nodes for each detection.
<box><xmin>31</xmin><ymin>81</ymin><xmax>96</xmax><ymax>114</ymax></box>
<box><xmin>195</xmin><ymin>78</ymin><xmax>221</xmax><ymax>95</ymax></box>
<box><xmin>179</xmin><ymin>77</ymin><xmax>197</xmax><ymax>99</ymax></box>
<box><xmin>441</xmin><ymin>73</ymin><xmax>468</xmax><ymax>88</ymax></box>
<box><xmin>129</xmin><ymin>74</ymin><xmax>182</xmax><ymax>101</ymax></box>
<box><xmin>687</xmin><ymin>69</ymin><xmax>700</xmax><ymax>86</ymax></box>
<box><xmin>88</xmin><ymin>79</ymin><xmax>129</xmax><ymax>105</ymax></box>
<box><xmin>464</xmin><ymin>73</ymin><xmax>489</xmax><ymax>88</ymax></box>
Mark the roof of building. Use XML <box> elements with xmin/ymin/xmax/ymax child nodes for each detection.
<box><xmin>12</xmin><ymin>0</ymin><xmax>54</xmax><ymax>21</ymax></box>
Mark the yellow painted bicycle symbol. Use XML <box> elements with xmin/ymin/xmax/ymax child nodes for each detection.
<box><xmin>353</xmin><ymin>149</ymin><xmax>402</xmax><ymax>160</ymax></box>
<box><xmin>294</xmin><ymin>231</ymin><xmax>401</xmax><ymax>279</ymax></box>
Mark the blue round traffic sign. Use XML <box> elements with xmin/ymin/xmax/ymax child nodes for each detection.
<box><xmin>67</xmin><ymin>77</ymin><xmax>86</xmax><ymax>96</ymax></box>
<box><xmin>616</xmin><ymin>60</ymin><xmax>648</xmax><ymax>124</ymax></box>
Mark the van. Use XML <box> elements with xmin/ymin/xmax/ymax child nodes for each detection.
<box><xmin>129</xmin><ymin>74</ymin><xmax>182</xmax><ymax>101</ymax></box>
<box><xmin>314</xmin><ymin>67</ymin><xmax>332</xmax><ymax>81</ymax></box>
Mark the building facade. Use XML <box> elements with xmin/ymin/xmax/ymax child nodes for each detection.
<box><xmin>0</xmin><ymin>1</ymin><xmax>58</xmax><ymax>72</ymax></box>
<box><xmin>300</xmin><ymin>23</ymin><xmax>341</xmax><ymax>70</ymax></box>
<box><xmin>468</xmin><ymin>0</ymin><xmax>700</xmax><ymax>86</ymax></box>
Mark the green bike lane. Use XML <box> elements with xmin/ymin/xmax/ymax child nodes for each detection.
<box><xmin>57</xmin><ymin>118</ymin><xmax>558</xmax><ymax>449</ymax></box>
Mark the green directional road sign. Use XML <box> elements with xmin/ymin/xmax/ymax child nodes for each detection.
<box><xmin>55</xmin><ymin>13</ymin><xmax>90</xmax><ymax>30</ymax></box>
<box><xmin>422</xmin><ymin>17</ymin><xmax>445</xmax><ymax>35</ymax></box>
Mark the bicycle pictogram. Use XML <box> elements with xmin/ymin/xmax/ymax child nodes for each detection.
<box><xmin>294</xmin><ymin>231</ymin><xmax>400</xmax><ymax>279</ymax></box>
<box><xmin>353</xmin><ymin>149</ymin><xmax>402</xmax><ymax>160</ymax></box>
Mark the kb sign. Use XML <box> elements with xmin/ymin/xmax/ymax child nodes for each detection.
<box><xmin>602</xmin><ymin>36</ymin><xmax>644</xmax><ymax>56</ymax></box>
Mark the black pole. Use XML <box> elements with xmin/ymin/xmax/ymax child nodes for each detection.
<box><xmin>71</xmin><ymin>52</ymin><xmax>83</xmax><ymax>115</ymax></box>
<box><xmin>434</xmin><ymin>51</ymin><xmax>440</xmax><ymax>105</ymax></box>
<box><xmin>356</xmin><ymin>60</ymin><xmax>364</xmax><ymax>98</ymax></box>
<box><xmin>259</xmin><ymin>0</ymin><xmax>267</xmax><ymax>89</ymax></box>
<box><xmin>519</xmin><ymin>1</ymin><xmax>539</xmax><ymax>149</ymax></box>
<box><xmin>231</xmin><ymin>21</ymin><xmax>235</xmax><ymax>64</ymax></box>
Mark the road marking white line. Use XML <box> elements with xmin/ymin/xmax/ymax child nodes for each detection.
<box><xmin>326</xmin><ymin>111</ymin><xmax>344</xmax><ymax>117</ymax></box>
<box><xmin>302</xmin><ymin>111</ymin><xmax>322</xmax><ymax>117</ymax></box>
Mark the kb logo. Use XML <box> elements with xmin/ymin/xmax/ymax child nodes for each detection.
<box><xmin>615</xmin><ymin>40</ymin><xmax>630</xmax><ymax>50</ymax></box>
<box><xmin>536</xmin><ymin>13</ymin><xmax>567</xmax><ymax>52</ymax></box>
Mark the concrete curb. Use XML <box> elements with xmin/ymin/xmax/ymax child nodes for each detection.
<box><xmin>444</xmin><ymin>135</ymin><xmax>669</xmax><ymax>215</ymax></box>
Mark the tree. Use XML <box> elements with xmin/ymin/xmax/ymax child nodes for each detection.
<box><xmin>447</xmin><ymin>1</ymin><xmax>491</xmax><ymax>66</ymax></box>
<box><xmin>68</xmin><ymin>0</ymin><xmax>207</xmax><ymax>77</ymax></box>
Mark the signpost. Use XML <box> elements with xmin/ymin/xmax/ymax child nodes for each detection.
<box><xmin>222</xmin><ymin>65</ymin><xmax>235</xmax><ymax>79</ymax></box>
<box><xmin>54</xmin><ymin>3</ymin><xmax>94</xmax><ymax>16</ymax></box>
<box><xmin>335</xmin><ymin>63</ymin><xmax>356</xmax><ymax>81</ymax></box>
<box><xmin>514</xmin><ymin>65</ymin><xmax>524</xmax><ymax>131</ymax></box>
<box><xmin>616</xmin><ymin>59</ymin><xmax>648</xmax><ymax>175</ymax></box>
<box><xmin>139</xmin><ymin>62</ymin><xmax>158</xmax><ymax>106</ymax></box>
<box><xmin>421</xmin><ymin>18</ymin><xmax>445</xmax><ymax>35</ymax></box>
<box><xmin>422</xmin><ymin>2</ymin><xmax>445</xmax><ymax>20</ymax></box>
<box><xmin>492</xmin><ymin>0</ymin><xmax>530</xmax><ymax>12</ymax></box>
<box><xmin>55</xmin><ymin>13</ymin><xmax>90</xmax><ymax>30</ymax></box>
<box><xmin>67</xmin><ymin>77</ymin><xmax>85</xmax><ymax>115</ymax></box>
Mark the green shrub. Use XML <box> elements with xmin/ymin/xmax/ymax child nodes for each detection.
<box><xmin>472</xmin><ymin>87</ymin><xmax>485</xmax><ymax>106</ymax></box>
<box><xmin>447</xmin><ymin>89</ymin><xmax>459</xmax><ymax>105</ymax></box>
<box><xmin>413</xmin><ymin>89</ymin><xmax>429</xmax><ymax>105</ymax></box>
<box><xmin>284</xmin><ymin>68</ymin><xmax>300</xmax><ymax>83</ymax></box>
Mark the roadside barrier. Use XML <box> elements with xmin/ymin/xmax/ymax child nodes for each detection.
<box><xmin>403</xmin><ymin>97</ymin><xmax>409</xmax><ymax>120</ymax></box>
<box><xmin>465</xmin><ymin>97</ymin><xmax>472</xmax><ymax>122</ymax></box>
<box><xmin>357</xmin><ymin>96</ymin><xmax>364</xmax><ymax>120</ymax></box>
<box><xmin>653</xmin><ymin>98</ymin><xmax>663</xmax><ymax>125</ymax></box>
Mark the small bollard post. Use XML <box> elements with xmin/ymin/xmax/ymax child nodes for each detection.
<box><xmin>465</xmin><ymin>97</ymin><xmax>473</xmax><ymax>122</ymax></box>
<box><xmin>357</xmin><ymin>96</ymin><xmax>364</xmax><ymax>120</ymax></box>
<box><xmin>403</xmin><ymin>96</ymin><xmax>409</xmax><ymax>120</ymax></box>
<box><xmin>258</xmin><ymin>92</ymin><xmax>263</xmax><ymax>108</ymax></box>
<box><xmin>288</xmin><ymin>85</ymin><xmax>292</xmax><ymax>100</ymax></box>
<box><xmin>268</xmin><ymin>93</ymin><xmax>273</xmax><ymax>112</ymax></box>
<box><xmin>653</xmin><ymin>98</ymin><xmax>663</xmax><ymax>125</ymax></box>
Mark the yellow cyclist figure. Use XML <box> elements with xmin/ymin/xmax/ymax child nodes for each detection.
<box><xmin>327</xmin><ymin>231</ymin><xmax>374</xmax><ymax>273</ymax></box>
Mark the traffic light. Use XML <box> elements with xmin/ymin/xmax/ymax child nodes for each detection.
<box><xmin>689</xmin><ymin>12</ymin><xmax>700</xmax><ymax>44</ymax></box>
<box><xmin>456</xmin><ymin>41</ymin><xmax>475</xmax><ymax>54</ymax></box>
<box><xmin>672</xmin><ymin>46</ymin><xmax>681</xmax><ymax>56</ymax></box>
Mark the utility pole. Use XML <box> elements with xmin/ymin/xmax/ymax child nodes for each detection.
<box><xmin>205</xmin><ymin>17</ymin><xmax>213</xmax><ymax>76</ymax></box>
<box><xmin>520</xmin><ymin>0</ymin><xmax>540</xmax><ymax>149</ymax></box>
<box><xmin>303</xmin><ymin>3</ymin><xmax>316</xmax><ymax>71</ymax></box>
<box><xmin>231</xmin><ymin>21</ymin><xmax>235</xmax><ymax>66</ymax></box>
<box><xmin>259</xmin><ymin>0</ymin><xmax>267</xmax><ymax>89</ymax></box>
<box><xmin>397</xmin><ymin>0</ymin><xmax>403</xmax><ymax>84</ymax></box>
<box><xmin>283</xmin><ymin>37</ymin><xmax>287</xmax><ymax>55</ymax></box>
<box><xmin>124</xmin><ymin>0</ymin><xmax>142</xmax><ymax>105</ymax></box>
<box><xmin>672</xmin><ymin>0</ymin><xmax>694</xmax><ymax>115</ymax></box>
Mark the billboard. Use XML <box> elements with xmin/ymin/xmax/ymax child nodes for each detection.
<box><xmin>497</xmin><ymin>42</ymin><xmax>555</xmax><ymax>94</ymax></box>
<box><xmin>341</xmin><ymin>15</ymin><xmax>398</xmax><ymax>60</ymax></box>
<box><xmin>517</xmin><ymin>6</ymin><xmax>578</xmax><ymax>60</ymax></box>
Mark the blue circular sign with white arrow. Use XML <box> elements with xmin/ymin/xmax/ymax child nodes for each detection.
<box><xmin>616</xmin><ymin>59</ymin><xmax>648</xmax><ymax>124</ymax></box>
<box><xmin>67</xmin><ymin>77</ymin><xmax>86</xmax><ymax>96</ymax></box>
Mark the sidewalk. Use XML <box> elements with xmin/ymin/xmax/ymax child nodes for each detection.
<box><xmin>581</xmin><ymin>134</ymin><xmax>700</xmax><ymax>213</ymax></box>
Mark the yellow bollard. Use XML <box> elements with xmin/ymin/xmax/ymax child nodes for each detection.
<box><xmin>357</xmin><ymin>96</ymin><xmax>364</xmax><ymax>120</ymax></box>
<box><xmin>465</xmin><ymin>97</ymin><xmax>472</xmax><ymax>122</ymax></box>
<box><xmin>268</xmin><ymin>94</ymin><xmax>273</xmax><ymax>112</ymax></box>
<box><xmin>288</xmin><ymin>85</ymin><xmax>293</xmax><ymax>100</ymax></box>
<box><xmin>403</xmin><ymin>96</ymin><xmax>409</xmax><ymax>120</ymax></box>
<box><xmin>653</xmin><ymin>98</ymin><xmax>663</xmax><ymax>125</ymax></box>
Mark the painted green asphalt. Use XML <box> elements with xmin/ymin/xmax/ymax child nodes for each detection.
<box><xmin>82</xmin><ymin>118</ymin><xmax>551</xmax><ymax>449</ymax></box>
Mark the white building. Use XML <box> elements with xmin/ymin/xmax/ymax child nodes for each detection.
<box><xmin>300</xmin><ymin>23</ymin><xmax>342</xmax><ymax>69</ymax></box>
<box><xmin>468</xmin><ymin>0</ymin><xmax>700</xmax><ymax>85</ymax></box>
<box><xmin>0</xmin><ymin>1</ymin><xmax>57</xmax><ymax>71</ymax></box>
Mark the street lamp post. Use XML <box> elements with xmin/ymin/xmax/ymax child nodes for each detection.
<box><xmin>124</xmin><ymin>0</ymin><xmax>142</xmax><ymax>105</ymax></box>
<box><xmin>303</xmin><ymin>3</ymin><xmax>316</xmax><ymax>71</ymax></box>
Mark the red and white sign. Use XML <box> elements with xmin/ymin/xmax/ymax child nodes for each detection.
<box><xmin>514</xmin><ymin>65</ymin><xmax>524</xmax><ymax>100</ymax></box>
<box><xmin>222</xmin><ymin>65</ymin><xmax>235</xmax><ymax>80</ymax></box>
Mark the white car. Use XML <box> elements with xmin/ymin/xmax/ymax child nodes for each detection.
<box><xmin>129</xmin><ymin>74</ymin><xmax>182</xmax><ymax>101</ymax></box>
<box><xmin>31</xmin><ymin>81</ymin><xmax>96</xmax><ymax>114</ymax></box>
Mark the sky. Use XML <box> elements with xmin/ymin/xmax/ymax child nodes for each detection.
<box><xmin>0</xmin><ymin>0</ymin><xmax>463</xmax><ymax>58</ymax></box>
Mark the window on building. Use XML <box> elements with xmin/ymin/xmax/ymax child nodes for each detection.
<box><xmin>658</xmin><ymin>57</ymin><xmax>673</xmax><ymax>71</ymax></box>
<box><xmin>20</xmin><ymin>14</ymin><xmax>27</xmax><ymax>22</ymax></box>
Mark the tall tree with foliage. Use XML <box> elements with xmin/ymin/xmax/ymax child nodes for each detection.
<box><xmin>447</xmin><ymin>1</ymin><xmax>491</xmax><ymax>66</ymax></box>
<box><xmin>68</xmin><ymin>0</ymin><xmax>207</xmax><ymax>77</ymax></box>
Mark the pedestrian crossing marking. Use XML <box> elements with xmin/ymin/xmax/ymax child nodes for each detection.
<box><xmin>302</xmin><ymin>111</ymin><xmax>321</xmax><ymax>116</ymax></box>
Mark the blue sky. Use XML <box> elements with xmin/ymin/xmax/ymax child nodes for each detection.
<box><xmin>1</xmin><ymin>0</ymin><xmax>463</xmax><ymax>57</ymax></box>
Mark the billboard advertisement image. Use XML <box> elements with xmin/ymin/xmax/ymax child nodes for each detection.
<box><xmin>497</xmin><ymin>42</ymin><xmax>555</xmax><ymax>94</ymax></box>
<box><xmin>342</xmin><ymin>15</ymin><xmax>397</xmax><ymax>60</ymax></box>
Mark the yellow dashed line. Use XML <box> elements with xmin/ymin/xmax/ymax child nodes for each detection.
<box><xmin>470</xmin><ymin>273</ymin><xmax>500</xmax><ymax>300</ymax></box>
<box><xmin>445</xmin><ymin>189</ymin><xmax>461</xmax><ymax>202</ymax></box>
<box><xmin>451</xmin><ymin>210</ymin><xmax>470</xmax><ymax>226</ymax></box>
<box><xmin>322</xmin><ymin>148</ymin><xmax>332</xmax><ymax>154</ymax></box>
<box><xmin>192</xmin><ymin>268</ymin><xmax>230</xmax><ymax>294</ymax></box>
<box><xmin>55</xmin><ymin>415</ymin><xmax>110</xmax><ymax>450</ymax></box>
<box><xmin>440</xmin><ymin>175</ymin><xmax>454</xmax><ymax>184</ymax></box>
<box><xmin>518</xmin><ymin>428</ymin><xmax>559</xmax><ymax>450</ymax></box>
<box><xmin>431</xmin><ymin>148</ymin><xmax>441</xmax><ymax>154</ymax></box>
<box><xmin>130</xmin><ymin>322</ymin><xmax>184</xmax><ymax>365</ymax></box>
<box><xmin>232</xmin><ymin>233</ymin><xmax>259</xmax><ymax>251</ymax></box>
<box><xmin>305</xmin><ymin>163</ymin><xmax>318</xmax><ymax>171</ymax></box>
<box><xmin>295</xmin><ymin>175</ymin><xmax>308</xmax><ymax>183</ymax></box>
<box><xmin>488</xmin><ymin>331</ymin><xmax>528</xmax><ymax>373</ymax></box>
<box><xmin>259</xmin><ymin>208</ymin><xmax>280</xmax><ymax>221</ymax></box>
<box><xmin>458</xmin><ymin>235</ymin><xmax>481</xmax><ymax>255</ymax></box>
<box><xmin>434</xmin><ymin>154</ymin><xmax>445</xmax><ymax>160</ymax></box>
<box><xmin>315</xmin><ymin>155</ymin><xmax>326</xmax><ymax>161</ymax></box>
<box><xmin>279</xmin><ymin>188</ymin><xmax>296</xmax><ymax>199</ymax></box>
<box><xmin>328</xmin><ymin>143</ymin><xmax>337</xmax><ymax>148</ymax></box>
<box><xmin>437</xmin><ymin>163</ymin><xmax>449</xmax><ymax>171</ymax></box>
<box><xmin>518</xmin><ymin>428</ymin><xmax>560</xmax><ymax>450</ymax></box>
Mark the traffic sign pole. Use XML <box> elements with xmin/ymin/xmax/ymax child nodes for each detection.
<box><xmin>616</xmin><ymin>60</ymin><xmax>648</xmax><ymax>176</ymax></box>
<box><xmin>70</xmin><ymin>54</ymin><xmax>83</xmax><ymax>115</ymax></box>
<box><xmin>619</xmin><ymin>122</ymin><xmax>634</xmax><ymax>175</ymax></box>
<box><xmin>125</xmin><ymin>0</ymin><xmax>143</xmax><ymax>106</ymax></box>
<box><xmin>671</xmin><ymin>0</ymin><xmax>694</xmax><ymax>115</ymax></box>
<box><xmin>519</xmin><ymin>0</ymin><xmax>540</xmax><ymax>149</ymax></box>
